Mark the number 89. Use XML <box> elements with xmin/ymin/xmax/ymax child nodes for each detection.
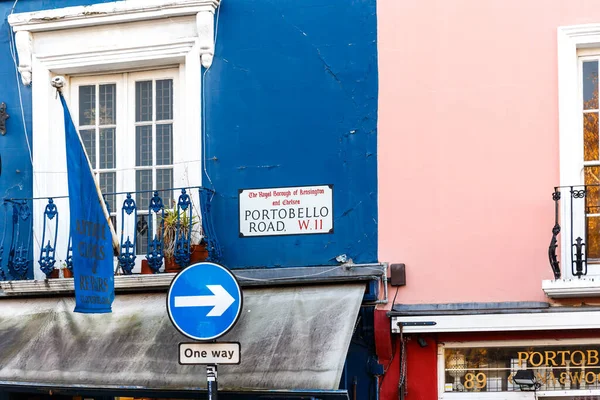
<box><xmin>464</xmin><ymin>372</ymin><xmax>487</xmax><ymax>389</ymax></box>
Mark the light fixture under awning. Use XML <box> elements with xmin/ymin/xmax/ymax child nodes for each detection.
<box><xmin>0</xmin><ymin>283</ymin><xmax>365</xmax><ymax>392</ymax></box>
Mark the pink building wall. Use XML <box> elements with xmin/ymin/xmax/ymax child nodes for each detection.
<box><xmin>378</xmin><ymin>0</ymin><xmax>600</xmax><ymax>304</ymax></box>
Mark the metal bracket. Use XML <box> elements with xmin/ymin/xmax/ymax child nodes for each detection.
<box><xmin>397</xmin><ymin>321</ymin><xmax>437</xmax><ymax>327</ymax></box>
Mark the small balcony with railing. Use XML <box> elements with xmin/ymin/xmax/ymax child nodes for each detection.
<box><xmin>0</xmin><ymin>186</ymin><xmax>220</xmax><ymax>293</ymax></box>
<box><xmin>545</xmin><ymin>184</ymin><xmax>600</xmax><ymax>297</ymax></box>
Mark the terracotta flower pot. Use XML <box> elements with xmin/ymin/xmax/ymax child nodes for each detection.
<box><xmin>141</xmin><ymin>259</ymin><xmax>153</xmax><ymax>274</ymax></box>
<box><xmin>48</xmin><ymin>268</ymin><xmax>73</xmax><ymax>278</ymax></box>
<box><xmin>189</xmin><ymin>243</ymin><xmax>208</xmax><ymax>265</ymax></box>
<box><xmin>164</xmin><ymin>257</ymin><xmax>181</xmax><ymax>273</ymax></box>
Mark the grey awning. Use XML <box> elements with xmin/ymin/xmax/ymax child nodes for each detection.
<box><xmin>0</xmin><ymin>283</ymin><xmax>365</xmax><ymax>392</ymax></box>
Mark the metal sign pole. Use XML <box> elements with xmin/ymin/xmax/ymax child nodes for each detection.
<box><xmin>207</xmin><ymin>364</ymin><xmax>218</xmax><ymax>400</ymax></box>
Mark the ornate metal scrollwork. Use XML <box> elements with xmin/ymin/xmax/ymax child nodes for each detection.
<box><xmin>38</xmin><ymin>199</ymin><xmax>59</xmax><ymax>278</ymax></box>
<box><xmin>548</xmin><ymin>224</ymin><xmax>561</xmax><ymax>280</ymax></box>
<box><xmin>146</xmin><ymin>191</ymin><xmax>164</xmax><ymax>273</ymax></box>
<box><xmin>572</xmin><ymin>236</ymin><xmax>587</xmax><ymax>277</ymax></box>
<box><xmin>117</xmin><ymin>193</ymin><xmax>137</xmax><ymax>274</ymax></box>
<box><xmin>572</xmin><ymin>189</ymin><xmax>586</xmax><ymax>199</ymax></box>
<box><xmin>548</xmin><ymin>188</ymin><xmax>562</xmax><ymax>279</ymax></box>
<box><xmin>174</xmin><ymin>189</ymin><xmax>192</xmax><ymax>268</ymax></box>
<box><xmin>552</xmin><ymin>191</ymin><xmax>561</xmax><ymax>201</ymax></box>
<box><xmin>8</xmin><ymin>201</ymin><xmax>31</xmax><ymax>280</ymax></box>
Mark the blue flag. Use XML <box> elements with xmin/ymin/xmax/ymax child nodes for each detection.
<box><xmin>60</xmin><ymin>93</ymin><xmax>116</xmax><ymax>313</ymax></box>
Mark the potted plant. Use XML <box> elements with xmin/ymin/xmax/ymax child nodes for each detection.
<box><xmin>161</xmin><ymin>203</ymin><xmax>205</xmax><ymax>272</ymax></box>
<box><xmin>49</xmin><ymin>261</ymin><xmax>73</xmax><ymax>278</ymax></box>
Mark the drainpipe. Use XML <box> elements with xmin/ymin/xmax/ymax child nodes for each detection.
<box><xmin>374</xmin><ymin>262</ymin><xmax>389</xmax><ymax>304</ymax></box>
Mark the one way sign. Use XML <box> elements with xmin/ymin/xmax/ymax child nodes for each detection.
<box><xmin>167</xmin><ymin>262</ymin><xmax>243</xmax><ymax>341</ymax></box>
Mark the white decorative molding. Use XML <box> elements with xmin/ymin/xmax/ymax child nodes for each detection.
<box><xmin>542</xmin><ymin>277</ymin><xmax>600</xmax><ymax>298</ymax></box>
<box><xmin>8</xmin><ymin>0</ymin><xmax>219</xmax><ymax>32</ymax></box>
<box><xmin>14</xmin><ymin>31</ymin><xmax>32</xmax><ymax>86</ymax></box>
<box><xmin>8</xmin><ymin>0</ymin><xmax>220</xmax><ymax>85</ymax></box>
<box><xmin>196</xmin><ymin>10</ymin><xmax>216</xmax><ymax>68</ymax></box>
<box><xmin>391</xmin><ymin>310</ymin><xmax>600</xmax><ymax>333</ymax></box>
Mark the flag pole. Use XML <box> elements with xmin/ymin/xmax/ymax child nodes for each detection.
<box><xmin>52</xmin><ymin>77</ymin><xmax>120</xmax><ymax>257</ymax></box>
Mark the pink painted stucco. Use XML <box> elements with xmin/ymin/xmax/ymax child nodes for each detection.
<box><xmin>378</xmin><ymin>0</ymin><xmax>600</xmax><ymax>304</ymax></box>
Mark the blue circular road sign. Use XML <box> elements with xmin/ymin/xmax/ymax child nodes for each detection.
<box><xmin>167</xmin><ymin>262</ymin><xmax>243</xmax><ymax>341</ymax></box>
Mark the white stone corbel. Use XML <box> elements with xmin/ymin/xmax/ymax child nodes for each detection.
<box><xmin>196</xmin><ymin>9</ymin><xmax>216</xmax><ymax>68</ymax></box>
<box><xmin>15</xmin><ymin>31</ymin><xmax>33</xmax><ymax>86</ymax></box>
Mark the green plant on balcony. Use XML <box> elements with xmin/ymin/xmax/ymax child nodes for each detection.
<box><xmin>161</xmin><ymin>202</ymin><xmax>204</xmax><ymax>271</ymax></box>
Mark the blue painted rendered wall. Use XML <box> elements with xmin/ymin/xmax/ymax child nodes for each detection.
<box><xmin>0</xmin><ymin>0</ymin><xmax>378</xmax><ymax>272</ymax></box>
<box><xmin>205</xmin><ymin>0</ymin><xmax>378</xmax><ymax>268</ymax></box>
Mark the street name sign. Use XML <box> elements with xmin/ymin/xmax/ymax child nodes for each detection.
<box><xmin>179</xmin><ymin>342</ymin><xmax>241</xmax><ymax>365</ymax></box>
<box><xmin>167</xmin><ymin>262</ymin><xmax>243</xmax><ymax>341</ymax></box>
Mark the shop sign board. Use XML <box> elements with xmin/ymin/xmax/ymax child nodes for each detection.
<box><xmin>167</xmin><ymin>262</ymin><xmax>243</xmax><ymax>341</ymax></box>
<box><xmin>239</xmin><ymin>184</ymin><xmax>333</xmax><ymax>237</ymax></box>
<box><xmin>179</xmin><ymin>342</ymin><xmax>241</xmax><ymax>365</ymax></box>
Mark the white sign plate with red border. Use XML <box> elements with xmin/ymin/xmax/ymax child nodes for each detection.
<box><xmin>239</xmin><ymin>184</ymin><xmax>333</xmax><ymax>237</ymax></box>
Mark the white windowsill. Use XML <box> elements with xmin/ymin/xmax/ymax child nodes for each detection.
<box><xmin>542</xmin><ymin>277</ymin><xmax>600</xmax><ymax>298</ymax></box>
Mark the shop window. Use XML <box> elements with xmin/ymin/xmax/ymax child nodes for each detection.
<box><xmin>443</xmin><ymin>343</ymin><xmax>600</xmax><ymax>393</ymax></box>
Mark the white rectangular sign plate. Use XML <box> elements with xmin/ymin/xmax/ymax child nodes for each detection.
<box><xmin>239</xmin><ymin>185</ymin><xmax>333</xmax><ymax>237</ymax></box>
<box><xmin>179</xmin><ymin>342</ymin><xmax>241</xmax><ymax>365</ymax></box>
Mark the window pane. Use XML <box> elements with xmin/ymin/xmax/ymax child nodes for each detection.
<box><xmin>99</xmin><ymin>128</ymin><xmax>115</xmax><ymax>169</ymax></box>
<box><xmin>99</xmin><ymin>84</ymin><xmax>116</xmax><ymax>125</ymax></box>
<box><xmin>156</xmin><ymin>79</ymin><xmax>173</xmax><ymax>121</ymax></box>
<box><xmin>79</xmin><ymin>85</ymin><xmax>96</xmax><ymax>126</ymax></box>
<box><xmin>99</xmin><ymin>172</ymin><xmax>116</xmax><ymax>212</ymax></box>
<box><xmin>136</xmin><ymin>125</ymin><xmax>152</xmax><ymax>166</ymax></box>
<box><xmin>586</xmin><ymin>166</ymin><xmax>600</xmax><ymax>260</ymax></box>
<box><xmin>80</xmin><ymin>129</ymin><xmax>96</xmax><ymax>168</ymax></box>
<box><xmin>585</xmin><ymin>112</ymin><xmax>599</xmax><ymax>161</ymax></box>
<box><xmin>136</xmin><ymin>170</ymin><xmax>152</xmax><ymax>210</ymax></box>
<box><xmin>157</xmin><ymin>169</ymin><xmax>173</xmax><ymax>206</ymax></box>
<box><xmin>136</xmin><ymin>81</ymin><xmax>153</xmax><ymax>122</ymax></box>
<box><xmin>588</xmin><ymin>215</ymin><xmax>600</xmax><ymax>259</ymax></box>
<box><xmin>584</xmin><ymin>61</ymin><xmax>599</xmax><ymax>110</ymax></box>
<box><xmin>586</xmin><ymin>166</ymin><xmax>600</xmax><ymax>212</ymax></box>
<box><xmin>156</xmin><ymin>124</ymin><xmax>173</xmax><ymax>165</ymax></box>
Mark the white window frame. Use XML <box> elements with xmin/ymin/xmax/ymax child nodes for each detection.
<box><xmin>438</xmin><ymin>338</ymin><xmax>600</xmax><ymax>399</ymax></box>
<box><xmin>8</xmin><ymin>0</ymin><xmax>218</xmax><ymax>279</ymax></box>
<box><xmin>539</xmin><ymin>24</ymin><xmax>600</xmax><ymax>295</ymax></box>
<box><xmin>70</xmin><ymin>69</ymin><xmax>183</xmax><ymax>272</ymax></box>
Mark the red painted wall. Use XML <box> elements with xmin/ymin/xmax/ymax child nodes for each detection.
<box><xmin>379</xmin><ymin>334</ymin><xmax>438</xmax><ymax>400</ymax></box>
<box><xmin>377</xmin><ymin>329</ymin><xmax>600</xmax><ymax>399</ymax></box>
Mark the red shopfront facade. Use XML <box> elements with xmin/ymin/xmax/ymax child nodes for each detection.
<box><xmin>380</xmin><ymin>303</ymin><xmax>600</xmax><ymax>400</ymax></box>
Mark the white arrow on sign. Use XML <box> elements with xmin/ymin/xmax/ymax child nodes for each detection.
<box><xmin>174</xmin><ymin>285</ymin><xmax>235</xmax><ymax>317</ymax></box>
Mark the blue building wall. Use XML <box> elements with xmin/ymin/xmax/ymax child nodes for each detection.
<box><xmin>205</xmin><ymin>0</ymin><xmax>378</xmax><ymax>268</ymax></box>
<box><xmin>0</xmin><ymin>0</ymin><xmax>378</xmax><ymax>272</ymax></box>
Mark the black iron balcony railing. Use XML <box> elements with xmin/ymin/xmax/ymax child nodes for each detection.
<box><xmin>549</xmin><ymin>184</ymin><xmax>600</xmax><ymax>279</ymax></box>
<box><xmin>0</xmin><ymin>186</ymin><xmax>221</xmax><ymax>281</ymax></box>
